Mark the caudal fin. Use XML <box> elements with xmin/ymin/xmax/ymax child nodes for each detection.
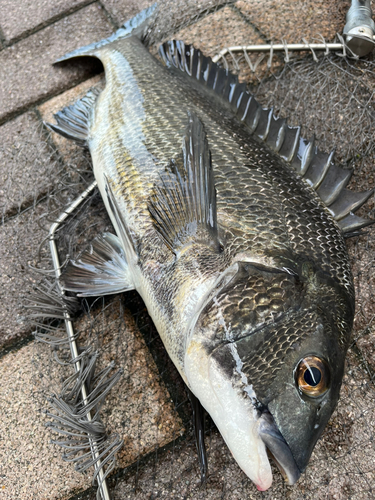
<box><xmin>55</xmin><ymin>3</ymin><xmax>157</xmax><ymax>63</ymax></box>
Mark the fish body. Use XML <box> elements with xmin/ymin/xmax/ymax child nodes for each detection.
<box><xmin>50</xmin><ymin>5</ymin><xmax>373</xmax><ymax>491</ymax></box>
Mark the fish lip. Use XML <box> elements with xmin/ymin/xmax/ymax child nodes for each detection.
<box><xmin>258</xmin><ymin>410</ymin><xmax>301</xmax><ymax>485</ymax></box>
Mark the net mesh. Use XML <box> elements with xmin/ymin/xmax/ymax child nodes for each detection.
<box><xmin>5</xmin><ymin>1</ymin><xmax>375</xmax><ymax>498</ymax></box>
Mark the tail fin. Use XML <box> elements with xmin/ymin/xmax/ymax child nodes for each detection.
<box><xmin>55</xmin><ymin>3</ymin><xmax>157</xmax><ymax>63</ymax></box>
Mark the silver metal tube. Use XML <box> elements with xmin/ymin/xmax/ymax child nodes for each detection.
<box><xmin>212</xmin><ymin>43</ymin><xmax>345</xmax><ymax>63</ymax></box>
<box><xmin>48</xmin><ymin>180</ymin><xmax>111</xmax><ymax>500</ymax></box>
<box><xmin>343</xmin><ymin>0</ymin><xmax>375</xmax><ymax>57</ymax></box>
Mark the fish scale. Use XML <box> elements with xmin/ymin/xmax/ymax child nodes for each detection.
<box><xmin>49</xmin><ymin>4</ymin><xmax>373</xmax><ymax>492</ymax></box>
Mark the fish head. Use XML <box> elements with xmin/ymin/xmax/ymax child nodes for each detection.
<box><xmin>185</xmin><ymin>260</ymin><xmax>353</xmax><ymax>490</ymax></box>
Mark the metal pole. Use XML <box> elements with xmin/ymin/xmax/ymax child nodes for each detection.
<box><xmin>48</xmin><ymin>180</ymin><xmax>112</xmax><ymax>500</ymax></box>
<box><xmin>212</xmin><ymin>42</ymin><xmax>346</xmax><ymax>64</ymax></box>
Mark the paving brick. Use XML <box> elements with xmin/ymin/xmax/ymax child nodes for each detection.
<box><xmin>0</xmin><ymin>298</ymin><xmax>182</xmax><ymax>500</ymax></box>
<box><xmin>0</xmin><ymin>0</ymin><xmax>92</xmax><ymax>43</ymax></box>
<box><xmin>235</xmin><ymin>0</ymin><xmax>350</xmax><ymax>43</ymax></box>
<box><xmin>0</xmin><ymin>111</ymin><xmax>58</xmax><ymax>220</ymax></box>
<box><xmin>0</xmin><ymin>343</ymin><xmax>88</xmax><ymax>500</ymax></box>
<box><xmin>101</xmin><ymin>0</ymin><xmax>154</xmax><ymax>27</ymax></box>
<box><xmin>145</xmin><ymin>0</ymin><xmax>235</xmax><ymax>46</ymax></box>
<box><xmin>0</xmin><ymin>4</ymin><xmax>113</xmax><ymax>124</ymax></box>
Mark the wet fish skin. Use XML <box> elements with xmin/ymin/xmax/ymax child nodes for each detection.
<box><xmin>191</xmin><ymin>260</ymin><xmax>353</xmax><ymax>472</ymax></box>
<box><xmin>51</xmin><ymin>5</ymin><xmax>371</xmax><ymax>491</ymax></box>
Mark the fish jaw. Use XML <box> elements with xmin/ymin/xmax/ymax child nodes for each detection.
<box><xmin>257</xmin><ymin>411</ymin><xmax>301</xmax><ymax>486</ymax></box>
<box><xmin>184</xmin><ymin>341</ymin><xmax>273</xmax><ymax>491</ymax></box>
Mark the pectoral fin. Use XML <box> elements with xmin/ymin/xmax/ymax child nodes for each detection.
<box><xmin>148</xmin><ymin>112</ymin><xmax>222</xmax><ymax>255</ymax></box>
<box><xmin>60</xmin><ymin>232</ymin><xmax>134</xmax><ymax>297</ymax></box>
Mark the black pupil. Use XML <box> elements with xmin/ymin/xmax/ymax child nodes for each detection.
<box><xmin>304</xmin><ymin>366</ymin><xmax>322</xmax><ymax>386</ymax></box>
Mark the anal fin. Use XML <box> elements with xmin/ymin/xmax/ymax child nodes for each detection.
<box><xmin>60</xmin><ymin>232</ymin><xmax>134</xmax><ymax>297</ymax></box>
<box><xmin>45</xmin><ymin>88</ymin><xmax>100</xmax><ymax>146</ymax></box>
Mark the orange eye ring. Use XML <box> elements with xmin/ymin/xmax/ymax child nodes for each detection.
<box><xmin>295</xmin><ymin>356</ymin><xmax>329</xmax><ymax>397</ymax></box>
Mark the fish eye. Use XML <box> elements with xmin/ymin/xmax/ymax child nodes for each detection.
<box><xmin>295</xmin><ymin>356</ymin><xmax>329</xmax><ymax>397</ymax></box>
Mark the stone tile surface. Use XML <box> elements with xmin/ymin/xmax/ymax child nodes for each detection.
<box><xmin>145</xmin><ymin>0</ymin><xmax>234</xmax><ymax>46</ymax></box>
<box><xmin>0</xmin><ymin>112</ymin><xmax>58</xmax><ymax>220</ymax></box>
<box><xmin>0</xmin><ymin>4</ymin><xmax>112</xmax><ymax>124</ymax></box>
<box><xmin>0</xmin><ymin>0</ymin><xmax>92</xmax><ymax>43</ymax></box>
<box><xmin>0</xmin><ymin>343</ymin><xmax>89</xmax><ymax>500</ymax></box>
<box><xmin>0</xmin><ymin>297</ymin><xmax>182</xmax><ymax>500</ymax></box>
<box><xmin>101</xmin><ymin>0</ymin><xmax>154</xmax><ymax>26</ymax></box>
<box><xmin>235</xmin><ymin>0</ymin><xmax>351</xmax><ymax>43</ymax></box>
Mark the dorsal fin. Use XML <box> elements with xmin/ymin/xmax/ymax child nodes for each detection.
<box><xmin>148</xmin><ymin>112</ymin><xmax>221</xmax><ymax>255</ymax></box>
<box><xmin>45</xmin><ymin>88</ymin><xmax>100</xmax><ymax>146</ymax></box>
<box><xmin>159</xmin><ymin>40</ymin><xmax>374</xmax><ymax>234</ymax></box>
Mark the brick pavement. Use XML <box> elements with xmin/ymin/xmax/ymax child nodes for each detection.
<box><xmin>0</xmin><ymin>0</ymin><xmax>93</xmax><ymax>43</ymax></box>
<box><xmin>0</xmin><ymin>1</ymin><xmax>374</xmax><ymax>499</ymax></box>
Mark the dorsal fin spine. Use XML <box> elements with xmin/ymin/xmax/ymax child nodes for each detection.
<box><xmin>317</xmin><ymin>166</ymin><xmax>353</xmax><ymax>206</ymax></box>
<box><xmin>300</xmin><ymin>136</ymin><xmax>316</xmax><ymax>175</ymax></box>
<box><xmin>280</xmin><ymin>126</ymin><xmax>301</xmax><ymax>162</ymax></box>
<box><xmin>238</xmin><ymin>94</ymin><xmax>251</xmax><ymax>121</ymax></box>
<box><xmin>303</xmin><ymin>149</ymin><xmax>334</xmax><ymax>189</ymax></box>
<box><xmin>247</xmin><ymin>102</ymin><xmax>261</xmax><ymax>132</ymax></box>
<box><xmin>329</xmin><ymin>188</ymin><xmax>374</xmax><ymax>221</ymax></box>
<box><xmin>236</xmin><ymin>91</ymin><xmax>245</xmax><ymax>110</ymax></box>
<box><xmin>233</xmin><ymin>84</ymin><xmax>246</xmax><ymax>108</ymax></box>
<box><xmin>158</xmin><ymin>39</ymin><xmax>375</xmax><ymax>233</ymax></box>
<box><xmin>275</xmin><ymin>121</ymin><xmax>287</xmax><ymax>152</ymax></box>
<box><xmin>256</xmin><ymin>108</ymin><xmax>274</xmax><ymax>141</ymax></box>
<box><xmin>318</xmin><ymin>150</ymin><xmax>335</xmax><ymax>188</ymax></box>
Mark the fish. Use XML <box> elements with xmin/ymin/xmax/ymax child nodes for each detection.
<box><xmin>47</xmin><ymin>4</ymin><xmax>374</xmax><ymax>491</ymax></box>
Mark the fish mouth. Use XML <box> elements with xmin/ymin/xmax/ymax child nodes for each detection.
<box><xmin>258</xmin><ymin>410</ymin><xmax>301</xmax><ymax>485</ymax></box>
